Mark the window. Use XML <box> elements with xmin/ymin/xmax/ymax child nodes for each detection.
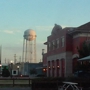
<box><xmin>56</xmin><ymin>39</ymin><xmax>59</xmax><ymax>48</ymax></box>
<box><xmin>61</xmin><ymin>37</ymin><xmax>65</xmax><ymax>47</ymax></box>
<box><xmin>48</xmin><ymin>42</ymin><xmax>51</xmax><ymax>51</ymax></box>
<box><xmin>13</xmin><ymin>70</ymin><xmax>16</xmax><ymax>74</ymax></box>
<box><xmin>52</xmin><ymin>41</ymin><xmax>55</xmax><ymax>50</ymax></box>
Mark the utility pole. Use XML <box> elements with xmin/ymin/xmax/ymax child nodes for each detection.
<box><xmin>5</xmin><ymin>58</ymin><xmax>6</xmax><ymax>63</ymax></box>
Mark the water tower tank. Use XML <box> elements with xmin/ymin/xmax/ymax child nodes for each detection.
<box><xmin>24</xmin><ymin>29</ymin><xmax>36</xmax><ymax>41</ymax></box>
<box><xmin>22</xmin><ymin>29</ymin><xmax>37</xmax><ymax>63</ymax></box>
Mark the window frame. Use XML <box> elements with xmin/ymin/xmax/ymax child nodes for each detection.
<box><xmin>48</xmin><ymin>42</ymin><xmax>51</xmax><ymax>51</ymax></box>
<box><xmin>56</xmin><ymin>38</ymin><xmax>59</xmax><ymax>49</ymax></box>
<box><xmin>61</xmin><ymin>36</ymin><xmax>65</xmax><ymax>47</ymax></box>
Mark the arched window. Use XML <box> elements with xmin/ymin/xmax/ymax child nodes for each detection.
<box><xmin>61</xmin><ymin>36</ymin><xmax>65</xmax><ymax>47</ymax></box>
<box><xmin>56</xmin><ymin>38</ymin><xmax>59</xmax><ymax>48</ymax></box>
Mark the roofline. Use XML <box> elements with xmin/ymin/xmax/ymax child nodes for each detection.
<box><xmin>77</xmin><ymin>22</ymin><xmax>90</xmax><ymax>28</ymax></box>
<box><xmin>68</xmin><ymin>29</ymin><xmax>90</xmax><ymax>35</ymax></box>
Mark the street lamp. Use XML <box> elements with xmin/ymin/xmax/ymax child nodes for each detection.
<box><xmin>10</xmin><ymin>61</ymin><xmax>13</xmax><ymax>78</ymax></box>
<box><xmin>0</xmin><ymin>64</ymin><xmax>2</xmax><ymax>76</ymax></box>
<box><xmin>17</xmin><ymin>66</ymin><xmax>19</xmax><ymax>76</ymax></box>
<box><xmin>0</xmin><ymin>64</ymin><xmax>2</xmax><ymax>69</ymax></box>
<box><xmin>0</xmin><ymin>64</ymin><xmax>2</xmax><ymax>67</ymax></box>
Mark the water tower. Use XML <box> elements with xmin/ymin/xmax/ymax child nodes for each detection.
<box><xmin>22</xmin><ymin>29</ymin><xmax>37</xmax><ymax>63</ymax></box>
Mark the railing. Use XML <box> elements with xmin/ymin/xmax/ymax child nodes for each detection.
<box><xmin>0</xmin><ymin>77</ymin><xmax>32</xmax><ymax>87</ymax></box>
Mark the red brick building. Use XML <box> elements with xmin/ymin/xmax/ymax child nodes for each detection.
<box><xmin>43</xmin><ymin>22</ymin><xmax>90</xmax><ymax>77</ymax></box>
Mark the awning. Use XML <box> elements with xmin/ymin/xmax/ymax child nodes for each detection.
<box><xmin>78</xmin><ymin>55</ymin><xmax>90</xmax><ymax>61</ymax></box>
<box><xmin>44</xmin><ymin>42</ymin><xmax>48</xmax><ymax>45</ymax></box>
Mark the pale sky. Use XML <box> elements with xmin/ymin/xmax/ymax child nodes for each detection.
<box><xmin>0</xmin><ymin>0</ymin><xmax>90</xmax><ymax>63</ymax></box>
